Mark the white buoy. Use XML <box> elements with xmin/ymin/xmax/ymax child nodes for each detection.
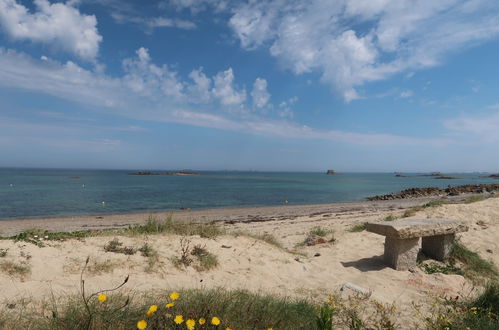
<box><xmin>9</xmin><ymin>184</ymin><xmax>13</xmax><ymax>187</ymax></box>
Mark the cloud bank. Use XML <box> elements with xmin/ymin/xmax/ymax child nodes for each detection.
<box><xmin>228</xmin><ymin>0</ymin><xmax>499</xmax><ymax>101</ymax></box>
<box><xmin>0</xmin><ymin>47</ymin><xmax>446</xmax><ymax>147</ymax></box>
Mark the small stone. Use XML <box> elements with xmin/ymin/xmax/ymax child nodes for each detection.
<box><xmin>294</xmin><ymin>257</ymin><xmax>301</xmax><ymax>262</ymax></box>
<box><xmin>221</xmin><ymin>245</ymin><xmax>231</xmax><ymax>248</ymax></box>
<box><xmin>340</xmin><ymin>283</ymin><xmax>371</xmax><ymax>298</ymax></box>
<box><xmin>486</xmin><ymin>249</ymin><xmax>493</xmax><ymax>254</ymax></box>
<box><xmin>314</xmin><ymin>253</ymin><xmax>321</xmax><ymax>257</ymax></box>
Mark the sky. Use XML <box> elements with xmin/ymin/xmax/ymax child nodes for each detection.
<box><xmin>1</xmin><ymin>0</ymin><xmax>499</xmax><ymax>172</ymax></box>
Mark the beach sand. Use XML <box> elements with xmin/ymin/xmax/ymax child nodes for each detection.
<box><xmin>0</xmin><ymin>195</ymin><xmax>497</xmax><ymax>327</ymax></box>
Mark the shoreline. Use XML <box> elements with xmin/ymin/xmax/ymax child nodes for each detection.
<box><xmin>0</xmin><ymin>194</ymin><xmax>474</xmax><ymax>237</ymax></box>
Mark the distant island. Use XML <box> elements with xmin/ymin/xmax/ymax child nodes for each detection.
<box><xmin>129</xmin><ymin>171</ymin><xmax>201</xmax><ymax>176</ymax></box>
<box><xmin>326</xmin><ymin>170</ymin><xmax>335</xmax><ymax>175</ymax></box>
<box><xmin>488</xmin><ymin>174</ymin><xmax>499</xmax><ymax>179</ymax></box>
<box><xmin>394</xmin><ymin>172</ymin><xmax>458</xmax><ymax>179</ymax></box>
<box><xmin>417</xmin><ymin>172</ymin><xmax>457</xmax><ymax>179</ymax></box>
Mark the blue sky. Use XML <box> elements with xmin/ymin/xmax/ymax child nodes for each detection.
<box><xmin>1</xmin><ymin>0</ymin><xmax>499</xmax><ymax>172</ymax></box>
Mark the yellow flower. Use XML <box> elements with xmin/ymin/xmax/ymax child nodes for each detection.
<box><xmin>199</xmin><ymin>317</ymin><xmax>206</xmax><ymax>325</ymax></box>
<box><xmin>211</xmin><ymin>317</ymin><xmax>221</xmax><ymax>325</ymax></box>
<box><xmin>174</xmin><ymin>315</ymin><xmax>184</xmax><ymax>324</ymax></box>
<box><xmin>226</xmin><ymin>328</ymin><xmax>232</xmax><ymax>330</ymax></box>
<box><xmin>148</xmin><ymin>305</ymin><xmax>158</xmax><ymax>312</ymax></box>
<box><xmin>186</xmin><ymin>319</ymin><xmax>196</xmax><ymax>330</ymax></box>
<box><xmin>146</xmin><ymin>310</ymin><xmax>154</xmax><ymax>317</ymax></box>
<box><xmin>170</xmin><ymin>292</ymin><xmax>180</xmax><ymax>300</ymax></box>
<box><xmin>166</xmin><ymin>302</ymin><xmax>175</xmax><ymax>308</ymax></box>
<box><xmin>137</xmin><ymin>320</ymin><xmax>147</xmax><ymax>329</ymax></box>
<box><xmin>97</xmin><ymin>294</ymin><xmax>107</xmax><ymax>302</ymax></box>
<box><xmin>268</xmin><ymin>328</ymin><xmax>274</xmax><ymax>330</ymax></box>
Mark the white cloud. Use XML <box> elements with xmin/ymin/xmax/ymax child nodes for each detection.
<box><xmin>0</xmin><ymin>0</ymin><xmax>102</xmax><ymax>61</ymax></box>
<box><xmin>228</xmin><ymin>0</ymin><xmax>499</xmax><ymax>101</ymax></box>
<box><xmin>149</xmin><ymin>17</ymin><xmax>196</xmax><ymax>29</ymax></box>
<box><xmin>251</xmin><ymin>78</ymin><xmax>270</xmax><ymax>108</ymax></box>
<box><xmin>212</xmin><ymin>68</ymin><xmax>246</xmax><ymax>106</ymax></box>
<box><xmin>400</xmin><ymin>90</ymin><xmax>413</xmax><ymax>98</ymax></box>
<box><xmin>0</xmin><ymin>47</ymin><xmax>448</xmax><ymax>147</ymax></box>
<box><xmin>168</xmin><ymin>0</ymin><xmax>229</xmax><ymax>14</ymax></box>
<box><xmin>122</xmin><ymin>47</ymin><xmax>185</xmax><ymax>100</ymax></box>
<box><xmin>110</xmin><ymin>12</ymin><xmax>196</xmax><ymax>31</ymax></box>
<box><xmin>277</xmin><ymin>96</ymin><xmax>297</xmax><ymax>118</ymax></box>
<box><xmin>187</xmin><ymin>68</ymin><xmax>212</xmax><ymax>103</ymax></box>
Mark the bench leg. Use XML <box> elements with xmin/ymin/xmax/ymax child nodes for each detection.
<box><xmin>422</xmin><ymin>234</ymin><xmax>455</xmax><ymax>261</ymax></box>
<box><xmin>384</xmin><ymin>236</ymin><xmax>419</xmax><ymax>270</ymax></box>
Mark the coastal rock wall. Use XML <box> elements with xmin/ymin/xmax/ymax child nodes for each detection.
<box><xmin>368</xmin><ymin>184</ymin><xmax>499</xmax><ymax>200</ymax></box>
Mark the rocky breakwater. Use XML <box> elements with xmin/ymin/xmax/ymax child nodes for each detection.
<box><xmin>368</xmin><ymin>183</ymin><xmax>499</xmax><ymax>201</ymax></box>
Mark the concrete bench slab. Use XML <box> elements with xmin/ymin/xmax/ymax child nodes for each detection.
<box><xmin>366</xmin><ymin>218</ymin><xmax>468</xmax><ymax>239</ymax></box>
<box><xmin>366</xmin><ymin>218</ymin><xmax>469</xmax><ymax>270</ymax></box>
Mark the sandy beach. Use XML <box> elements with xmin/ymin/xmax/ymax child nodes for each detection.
<box><xmin>0</xmin><ymin>194</ymin><xmax>498</xmax><ymax>327</ymax></box>
<box><xmin>0</xmin><ymin>194</ymin><xmax>472</xmax><ymax>236</ymax></box>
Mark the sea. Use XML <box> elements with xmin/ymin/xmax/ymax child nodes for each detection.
<box><xmin>0</xmin><ymin>168</ymin><xmax>496</xmax><ymax>220</ymax></box>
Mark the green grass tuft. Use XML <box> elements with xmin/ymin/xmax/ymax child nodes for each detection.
<box><xmin>103</xmin><ymin>238</ymin><xmax>136</xmax><ymax>255</ymax></box>
<box><xmin>402</xmin><ymin>199</ymin><xmax>448</xmax><ymax>218</ymax></box>
<box><xmin>383</xmin><ymin>215</ymin><xmax>397</xmax><ymax>222</ymax></box>
<box><xmin>451</xmin><ymin>243</ymin><xmax>498</xmax><ymax>280</ymax></box>
<box><xmin>309</xmin><ymin>226</ymin><xmax>332</xmax><ymax>237</ymax></box>
<box><xmin>191</xmin><ymin>244</ymin><xmax>218</xmax><ymax>271</ymax></box>
<box><xmin>348</xmin><ymin>222</ymin><xmax>368</xmax><ymax>233</ymax></box>
<box><xmin>466</xmin><ymin>195</ymin><xmax>487</xmax><ymax>204</ymax></box>
<box><xmin>127</xmin><ymin>215</ymin><xmax>224</xmax><ymax>238</ymax></box>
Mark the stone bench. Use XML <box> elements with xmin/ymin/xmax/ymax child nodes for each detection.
<box><xmin>366</xmin><ymin>218</ymin><xmax>469</xmax><ymax>270</ymax></box>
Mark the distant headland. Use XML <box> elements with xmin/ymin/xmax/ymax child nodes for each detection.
<box><xmin>129</xmin><ymin>171</ymin><xmax>201</xmax><ymax>176</ymax></box>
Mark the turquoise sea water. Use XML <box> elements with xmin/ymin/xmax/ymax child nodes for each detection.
<box><xmin>0</xmin><ymin>168</ymin><xmax>496</xmax><ymax>220</ymax></box>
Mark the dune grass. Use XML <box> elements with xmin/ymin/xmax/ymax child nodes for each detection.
<box><xmin>8</xmin><ymin>229</ymin><xmax>94</xmax><ymax>247</ymax></box>
<box><xmin>423</xmin><ymin>282</ymin><xmax>499</xmax><ymax>329</ymax></box>
<box><xmin>402</xmin><ymin>199</ymin><xmax>449</xmax><ymax>218</ymax></box>
<box><xmin>419</xmin><ymin>242</ymin><xmax>498</xmax><ymax>282</ymax></box>
<box><xmin>348</xmin><ymin>222</ymin><xmax>368</xmax><ymax>232</ymax></box>
<box><xmin>0</xmin><ymin>260</ymin><xmax>30</xmax><ymax>278</ymax></box>
<box><xmin>296</xmin><ymin>226</ymin><xmax>335</xmax><ymax>247</ymax></box>
<box><xmin>126</xmin><ymin>215</ymin><xmax>224</xmax><ymax>239</ymax></box>
<box><xmin>0</xmin><ymin>289</ymin><xmax>318</xmax><ymax>330</ymax></box>
<box><xmin>451</xmin><ymin>242</ymin><xmax>498</xmax><ymax>280</ymax></box>
<box><xmin>4</xmin><ymin>215</ymin><xmax>225</xmax><ymax>247</ymax></box>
